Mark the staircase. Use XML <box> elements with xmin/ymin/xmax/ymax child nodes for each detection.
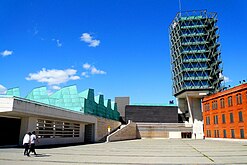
<box><xmin>136</xmin><ymin>123</ymin><xmax>193</xmax><ymax>138</ymax></box>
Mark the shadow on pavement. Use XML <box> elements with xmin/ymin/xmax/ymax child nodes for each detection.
<box><xmin>32</xmin><ymin>154</ymin><xmax>51</xmax><ymax>157</ymax></box>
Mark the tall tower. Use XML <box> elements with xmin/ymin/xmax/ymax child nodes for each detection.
<box><xmin>169</xmin><ymin>10</ymin><xmax>223</xmax><ymax>139</ymax></box>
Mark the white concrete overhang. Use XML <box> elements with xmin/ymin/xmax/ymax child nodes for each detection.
<box><xmin>0</xmin><ymin>97</ymin><xmax>97</xmax><ymax>124</ymax></box>
<box><xmin>176</xmin><ymin>91</ymin><xmax>209</xmax><ymax>99</ymax></box>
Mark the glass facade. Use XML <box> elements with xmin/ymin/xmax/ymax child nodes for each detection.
<box><xmin>169</xmin><ymin>10</ymin><xmax>223</xmax><ymax>96</ymax></box>
<box><xmin>4</xmin><ymin>85</ymin><xmax>120</xmax><ymax>121</ymax></box>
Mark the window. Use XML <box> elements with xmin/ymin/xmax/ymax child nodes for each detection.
<box><xmin>236</xmin><ymin>94</ymin><xmax>242</xmax><ymax>105</ymax></box>
<box><xmin>204</xmin><ymin>103</ymin><xmax>210</xmax><ymax>111</ymax></box>
<box><xmin>239</xmin><ymin>111</ymin><xmax>243</xmax><ymax>122</ymax></box>
<box><xmin>206</xmin><ymin>130</ymin><xmax>211</xmax><ymax>137</ymax></box>
<box><xmin>223</xmin><ymin>129</ymin><xmax>227</xmax><ymax>138</ymax></box>
<box><xmin>214</xmin><ymin>115</ymin><xmax>218</xmax><ymax>124</ymax></box>
<box><xmin>212</xmin><ymin>100</ymin><xmax>218</xmax><ymax>110</ymax></box>
<box><xmin>231</xmin><ymin>129</ymin><xmax>235</xmax><ymax>138</ymax></box>
<box><xmin>204</xmin><ymin>104</ymin><xmax>207</xmax><ymax>111</ymax></box>
<box><xmin>214</xmin><ymin>130</ymin><xmax>219</xmax><ymax>138</ymax></box>
<box><xmin>222</xmin><ymin>114</ymin><xmax>226</xmax><ymax>124</ymax></box>
<box><xmin>220</xmin><ymin>98</ymin><xmax>225</xmax><ymax>108</ymax></box>
<box><xmin>240</xmin><ymin>129</ymin><xmax>245</xmax><ymax>139</ymax></box>
<box><xmin>228</xmin><ymin>96</ymin><xmax>233</xmax><ymax>107</ymax></box>
<box><xmin>36</xmin><ymin>119</ymin><xmax>80</xmax><ymax>138</ymax></box>
<box><xmin>206</xmin><ymin>116</ymin><xmax>210</xmax><ymax>125</ymax></box>
<box><xmin>207</xmin><ymin>130</ymin><xmax>211</xmax><ymax>137</ymax></box>
<box><xmin>230</xmin><ymin>113</ymin><xmax>234</xmax><ymax>123</ymax></box>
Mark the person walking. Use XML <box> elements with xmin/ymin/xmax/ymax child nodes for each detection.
<box><xmin>23</xmin><ymin>132</ymin><xmax>31</xmax><ymax>156</ymax></box>
<box><xmin>28</xmin><ymin>131</ymin><xmax>38</xmax><ymax>155</ymax></box>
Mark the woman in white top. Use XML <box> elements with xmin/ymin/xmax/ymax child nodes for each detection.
<box><xmin>23</xmin><ymin>132</ymin><xmax>31</xmax><ymax>156</ymax></box>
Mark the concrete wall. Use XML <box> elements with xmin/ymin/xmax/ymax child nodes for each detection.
<box><xmin>19</xmin><ymin>116</ymin><xmax>86</xmax><ymax>146</ymax></box>
<box><xmin>169</xmin><ymin>132</ymin><xmax>182</xmax><ymax>138</ymax></box>
<box><xmin>178</xmin><ymin>98</ymin><xmax>189</xmax><ymax>114</ymax></box>
<box><xmin>12</xmin><ymin>98</ymin><xmax>97</xmax><ymax>123</ymax></box>
<box><xmin>0</xmin><ymin>97</ymin><xmax>14</xmax><ymax>112</ymax></box>
<box><xmin>137</xmin><ymin>125</ymin><xmax>169</xmax><ymax>138</ymax></box>
<box><xmin>126</xmin><ymin>105</ymin><xmax>178</xmax><ymax>123</ymax></box>
<box><xmin>95</xmin><ymin>117</ymin><xmax>121</xmax><ymax>142</ymax></box>
<box><xmin>186</xmin><ymin>96</ymin><xmax>204</xmax><ymax>139</ymax></box>
<box><xmin>115</xmin><ymin>97</ymin><xmax>129</xmax><ymax>118</ymax></box>
<box><xmin>107</xmin><ymin>121</ymin><xmax>137</xmax><ymax>142</ymax></box>
<box><xmin>136</xmin><ymin>123</ymin><xmax>192</xmax><ymax>139</ymax></box>
<box><xmin>19</xmin><ymin>115</ymin><xmax>122</xmax><ymax>145</ymax></box>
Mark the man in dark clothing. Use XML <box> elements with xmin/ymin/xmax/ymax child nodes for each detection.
<box><xmin>28</xmin><ymin>131</ymin><xmax>38</xmax><ymax>155</ymax></box>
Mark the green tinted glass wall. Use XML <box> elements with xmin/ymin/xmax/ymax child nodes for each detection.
<box><xmin>6</xmin><ymin>87</ymin><xmax>20</xmax><ymax>97</ymax></box>
<box><xmin>169</xmin><ymin>10</ymin><xmax>223</xmax><ymax>96</ymax></box>
<box><xmin>26</xmin><ymin>86</ymin><xmax>50</xmax><ymax>104</ymax></box>
<box><xmin>4</xmin><ymin>85</ymin><xmax>120</xmax><ymax>121</ymax></box>
<box><xmin>50</xmin><ymin>85</ymin><xmax>84</xmax><ymax>111</ymax></box>
<box><xmin>95</xmin><ymin>95</ymin><xmax>106</xmax><ymax>117</ymax></box>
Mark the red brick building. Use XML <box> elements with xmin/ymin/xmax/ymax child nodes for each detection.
<box><xmin>202</xmin><ymin>83</ymin><xmax>247</xmax><ymax>139</ymax></box>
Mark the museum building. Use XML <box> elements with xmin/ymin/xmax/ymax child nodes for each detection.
<box><xmin>0</xmin><ymin>85</ymin><xmax>121</xmax><ymax>146</ymax></box>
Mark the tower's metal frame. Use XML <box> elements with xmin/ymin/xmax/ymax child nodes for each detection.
<box><xmin>169</xmin><ymin>10</ymin><xmax>223</xmax><ymax>97</ymax></box>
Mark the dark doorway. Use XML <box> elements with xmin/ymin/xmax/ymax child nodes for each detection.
<box><xmin>181</xmin><ymin>132</ymin><xmax>192</xmax><ymax>138</ymax></box>
<box><xmin>84</xmin><ymin>124</ymin><xmax>95</xmax><ymax>143</ymax></box>
<box><xmin>0</xmin><ymin>117</ymin><xmax>21</xmax><ymax>146</ymax></box>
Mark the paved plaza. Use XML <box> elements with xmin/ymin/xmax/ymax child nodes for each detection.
<box><xmin>1</xmin><ymin>139</ymin><xmax>247</xmax><ymax>164</ymax></box>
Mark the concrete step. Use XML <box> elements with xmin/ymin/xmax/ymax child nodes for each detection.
<box><xmin>136</xmin><ymin>123</ymin><xmax>193</xmax><ymax>138</ymax></box>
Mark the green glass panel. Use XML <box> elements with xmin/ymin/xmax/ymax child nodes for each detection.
<box><xmin>6</xmin><ymin>87</ymin><xmax>20</xmax><ymax>97</ymax></box>
<box><xmin>25</xmin><ymin>86</ymin><xmax>50</xmax><ymax>104</ymax></box>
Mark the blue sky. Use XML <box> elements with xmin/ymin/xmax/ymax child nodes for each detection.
<box><xmin>0</xmin><ymin>0</ymin><xmax>247</xmax><ymax>104</ymax></box>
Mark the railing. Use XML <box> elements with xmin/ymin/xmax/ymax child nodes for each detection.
<box><xmin>182</xmin><ymin>67</ymin><xmax>209</xmax><ymax>71</ymax></box>
<box><xmin>182</xmin><ymin>41</ymin><xmax>208</xmax><ymax>46</ymax></box>
<box><xmin>181</xmin><ymin>32</ymin><xmax>205</xmax><ymax>37</ymax></box>
<box><xmin>182</xmin><ymin>49</ymin><xmax>209</xmax><ymax>54</ymax></box>
<box><xmin>183</xmin><ymin>58</ymin><xmax>210</xmax><ymax>63</ymax></box>
<box><xmin>183</xmin><ymin>76</ymin><xmax>209</xmax><ymax>81</ymax></box>
<box><xmin>181</xmin><ymin>24</ymin><xmax>206</xmax><ymax>29</ymax></box>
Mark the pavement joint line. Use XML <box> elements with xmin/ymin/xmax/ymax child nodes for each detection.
<box><xmin>0</xmin><ymin>158</ymin><xmax>215</xmax><ymax>165</ymax></box>
<box><xmin>183</xmin><ymin>141</ymin><xmax>215</xmax><ymax>163</ymax></box>
<box><xmin>0</xmin><ymin>153</ymin><xmax>209</xmax><ymax>158</ymax></box>
<box><xmin>0</xmin><ymin>158</ymin><xmax>213</xmax><ymax>165</ymax></box>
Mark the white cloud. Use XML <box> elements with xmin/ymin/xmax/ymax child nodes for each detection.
<box><xmin>219</xmin><ymin>73</ymin><xmax>231</xmax><ymax>83</ymax></box>
<box><xmin>0</xmin><ymin>84</ymin><xmax>7</xmax><ymax>94</ymax></box>
<box><xmin>51</xmin><ymin>85</ymin><xmax>61</xmax><ymax>90</ymax></box>
<box><xmin>26</xmin><ymin>68</ymin><xmax>80</xmax><ymax>85</ymax></box>
<box><xmin>91</xmin><ymin>66</ymin><xmax>106</xmax><ymax>75</ymax></box>
<box><xmin>223</xmin><ymin>76</ymin><xmax>231</xmax><ymax>83</ymax></box>
<box><xmin>89</xmin><ymin>40</ymin><xmax>100</xmax><ymax>47</ymax></box>
<box><xmin>83</xmin><ymin>63</ymin><xmax>91</xmax><ymax>70</ymax></box>
<box><xmin>56</xmin><ymin>40</ymin><xmax>62</xmax><ymax>47</ymax></box>
<box><xmin>70</xmin><ymin>76</ymin><xmax>80</xmax><ymax>80</ymax></box>
<box><xmin>1</xmin><ymin>50</ymin><xmax>13</xmax><ymax>57</ymax></box>
<box><xmin>81</xmin><ymin>72</ymin><xmax>89</xmax><ymax>78</ymax></box>
<box><xmin>80</xmin><ymin>33</ymin><xmax>100</xmax><ymax>47</ymax></box>
<box><xmin>52</xmin><ymin>39</ymin><xmax>62</xmax><ymax>47</ymax></box>
<box><xmin>82</xmin><ymin>63</ymin><xmax>106</xmax><ymax>75</ymax></box>
<box><xmin>33</xmin><ymin>27</ymin><xmax>39</xmax><ymax>36</ymax></box>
